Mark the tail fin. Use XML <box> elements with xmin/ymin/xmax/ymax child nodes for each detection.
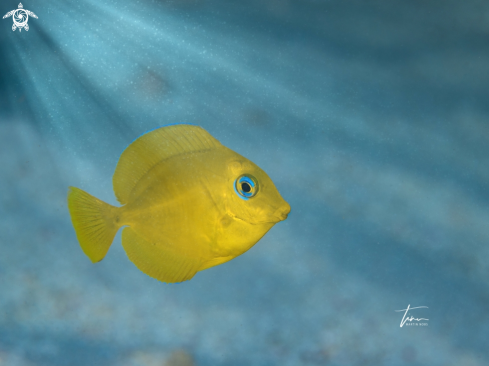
<box><xmin>67</xmin><ymin>186</ymin><xmax>121</xmax><ymax>263</ymax></box>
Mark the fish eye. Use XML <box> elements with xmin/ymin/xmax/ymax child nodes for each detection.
<box><xmin>234</xmin><ymin>174</ymin><xmax>258</xmax><ymax>200</ymax></box>
<box><xmin>241</xmin><ymin>182</ymin><xmax>251</xmax><ymax>193</ymax></box>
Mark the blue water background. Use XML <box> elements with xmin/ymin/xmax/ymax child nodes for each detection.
<box><xmin>0</xmin><ymin>0</ymin><xmax>488</xmax><ymax>365</ymax></box>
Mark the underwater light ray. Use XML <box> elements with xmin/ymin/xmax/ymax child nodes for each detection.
<box><xmin>5</xmin><ymin>36</ymin><xmax>62</xmax><ymax>126</ymax></box>
<box><xmin>9</xmin><ymin>48</ymin><xmax>95</xmax><ymax>157</ymax></box>
<box><xmin>35</xmin><ymin>26</ymin><xmax>135</xmax><ymax>138</ymax></box>
<box><xmin>3</xmin><ymin>16</ymin><xmax>136</xmax><ymax>160</ymax></box>
<box><xmin>37</xmin><ymin>0</ymin><xmax>197</xmax><ymax>131</ymax></box>
<box><xmin>0</xmin><ymin>32</ymin><xmax>42</xmax><ymax>120</ymax></box>
<box><xmin>18</xmin><ymin>0</ymin><xmax>324</xmax><ymax>142</ymax></box>
<box><xmin>73</xmin><ymin>0</ymin><xmax>328</xmax><ymax>123</ymax></box>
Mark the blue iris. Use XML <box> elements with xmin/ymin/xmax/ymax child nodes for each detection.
<box><xmin>234</xmin><ymin>175</ymin><xmax>258</xmax><ymax>200</ymax></box>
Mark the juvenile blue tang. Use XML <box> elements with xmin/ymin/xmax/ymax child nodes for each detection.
<box><xmin>68</xmin><ymin>124</ymin><xmax>290</xmax><ymax>283</ymax></box>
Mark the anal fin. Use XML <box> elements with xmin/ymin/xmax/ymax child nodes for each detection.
<box><xmin>121</xmin><ymin>227</ymin><xmax>201</xmax><ymax>283</ymax></box>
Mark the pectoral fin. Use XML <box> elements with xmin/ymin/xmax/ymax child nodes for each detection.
<box><xmin>121</xmin><ymin>227</ymin><xmax>201</xmax><ymax>283</ymax></box>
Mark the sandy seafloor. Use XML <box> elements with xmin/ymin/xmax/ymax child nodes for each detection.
<box><xmin>1</xmin><ymin>0</ymin><xmax>489</xmax><ymax>365</ymax></box>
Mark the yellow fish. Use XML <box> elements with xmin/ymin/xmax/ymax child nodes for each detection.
<box><xmin>67</xmin><ymin>124</ymin><xmax>290</xmax><ymax>283</ymax></box>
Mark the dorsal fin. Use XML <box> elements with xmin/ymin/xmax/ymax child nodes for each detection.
<box><xmin>113</xmin><ymin>124</ymin><xmax>222</xmax><ymax>204</ymax></box>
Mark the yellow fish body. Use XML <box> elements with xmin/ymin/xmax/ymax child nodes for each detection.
<box><xmin>67</xmin><ymin>124</ymin><xmax>290</xmax><ymax>283</ymax></box>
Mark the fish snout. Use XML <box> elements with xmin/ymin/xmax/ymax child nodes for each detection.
<box><xmin>274</xmin><ymin>203</ymin><xmax>291</xmax><ymax>221</ymax></box>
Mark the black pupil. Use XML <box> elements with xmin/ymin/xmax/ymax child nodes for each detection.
<box><xmin>241</xmin><ymin>182</ymin><xmax>252</xmax><ymax>193</ymax></box>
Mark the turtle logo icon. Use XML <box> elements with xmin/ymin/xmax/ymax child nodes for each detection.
<box><xmin>3</xmin><ymin>3</ymin><xmax>37</xmax><ymax>32</ymax></box>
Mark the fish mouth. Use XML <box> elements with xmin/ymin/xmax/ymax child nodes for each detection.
<box><xmin>273</xmin><ymin>203</ymin><xmax>291</xmax><ymax>222</ymax></box>
<box><xmin>255</xmin><ymin>203</ymin><xmax>291</xmax><ymax>224</ymax></box>
<box><xmin>253</xmin><ymin>203</ymin><xmax>291</xmax><ymax>224</ymax></box>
